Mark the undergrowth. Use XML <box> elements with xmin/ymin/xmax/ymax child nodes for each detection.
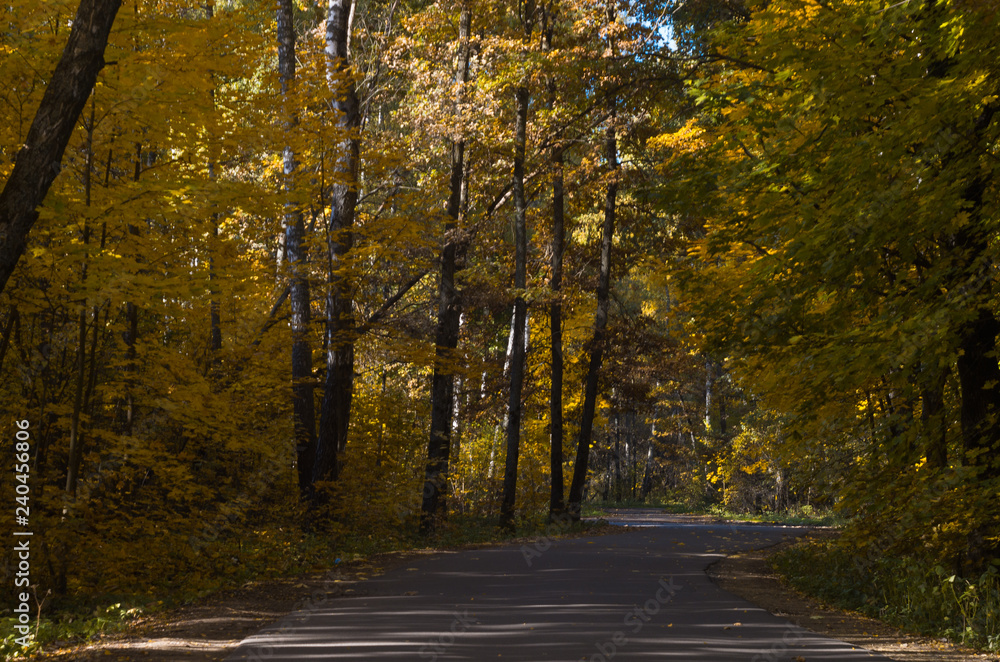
<box><xmin>584</xmin><ymin>499</ymin><xmax>842</xmax><ymax>527</ymax></box>
<box><xmin>774</xmin><ymin>539</ymin><xmax>1000</xmax><ymax>652</ymax></box>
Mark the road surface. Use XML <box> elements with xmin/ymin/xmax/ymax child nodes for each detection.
<box><xmin>226</xmin><ymin>510</ymin><xmax>887</xmax><ymax>661</ymax></box>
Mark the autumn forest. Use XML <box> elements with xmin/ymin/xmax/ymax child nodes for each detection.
<box><xmin>2</xmin><ymin>0</ymin><xmax>1000</xmax><ymax>653</ymax></box>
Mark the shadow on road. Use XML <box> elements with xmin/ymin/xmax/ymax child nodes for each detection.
<box><xmin>226</xmin><ymin>510</ymin><xmax>886</xmax><ymax>661</ymax></box>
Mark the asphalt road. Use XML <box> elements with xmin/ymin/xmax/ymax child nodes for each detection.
<box><xmin>226</xmin><ymin>510</ymin><xmax>889</xmax><ymax>661</ymax></box>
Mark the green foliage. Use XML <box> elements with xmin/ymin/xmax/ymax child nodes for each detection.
<box><xmin>775</xmin><ymin>540</ymin><xmax>1000</xmax><ymax>651</ymax></box>
<box><xmin>1</xmin><ymin>602</ymin><xmax>142</xmax><ymax>660</ymax></box>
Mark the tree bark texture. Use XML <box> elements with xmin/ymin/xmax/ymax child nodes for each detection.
<box><xmin>277</xmin><ymin>0</ymin><xmax>318</xmax><ymax>497</ymax></box>
<box><xmin>421</xmin><ymin>5</ymin><xmax>472</xmax><ymax>532</ymax></box>
<box><xmin>543</xmin><ymin>5</ymin><xmax>566</xmax><ymax>522</ymax></box>
<box><xmin>314</xmin><ymin>0</ymin><xmax>362</xmax><ymax>489</ymax></box>
<box><xmin>567</xmin><ymin>103</ymin><xmax>617</xmax><ymax>521</ymax></box>
<box><xmin>500</xmin><ymin>83</ymin><xmax>531</xmax><ymax>530</ymax></box>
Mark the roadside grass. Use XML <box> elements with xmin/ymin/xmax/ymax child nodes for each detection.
<box><xmin>773</xmin><ymin>538</ymin><xmax>1000</xmax><ymax>653</ymax></box>
<box><xmin>2</xmin><ymin>603</ymin><xmax>141</xmax><ymax>661</ymax></box>
<box><xmin>703</xmin><ymin>504</ymin><xmax>844</xmax><ymax>527</ymax></box>
<box><xmin>1</xmin><ymin>512</ymin><xmax>603</xmax><ymax>661</ymax></box>
<box><xmin>584</xmin><ymin>499</ymin><xmax>843</xmax><ymax>527</ymax></box>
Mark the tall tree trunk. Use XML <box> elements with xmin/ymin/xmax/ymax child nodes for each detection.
<box><xmin>499</xmin><ymin>81</ymin><xmax>531</xmax><ymax>531</ymax></box>
<box><xmin>206</xmin><ymin>0</ymin><xmax>222</xmax><ymax>361</ymax></box>
<box><xmin>119</xmin><ymin>143</ymin><xmax>144</xmax><ymax>435</ymax></box>
<box><xmin>421</xmin><ymin>5</ymin><xmax>472</xmax><ymax>532</ymax></box>
<box><xmin>567</xmin><ymin>99</ymin><xmax>617</xmax><ymax>522</ymax></box>
<box><xmin>277</xmin><ymin>0</ymin><xmax>318</xmax><ymax>497</ymax></box>
<box><xmin>209</xmin><ymin>217</ymin><xmax>222</xmax><ymax>356</ymax></box>
<box><xmin>704</xmin><ymin>358</ymin><xmax>714</xmax><ymax>439</ymax></box>
<box><xmin>543</xmin><ymin>4</ymin><xmax>566</xmax><ymax>523</ymax></box>
<box><xmin>312</xmin><ymin>0</ymin><xmax>361</xmax><ymax>492</ymax></box>
<box><xmin>613</xmin><ymin>413</ymin><xmax>622</xmax><ymax>502</ymax></box>
<box><xmin>66</xmin><ymin>308</ymin><xmax>89</xmax><ymax>496</ymax></box>
<box><xmin>122</xmin><ymin>300</ymin><xmax>138</xmax><ymax>435</ymax></box>
<box><xmin>66</xmin><ymin>100</ymin><xmax>97</xmax><ymax>497</ymax></box>
<box><xmin>0</xmin><ymin>0</ymin><xmax>122</xmax><ymax>294</ymax></box>
<box><xmin>641</xmin><ymin>435</ymin><xmax>654</xmax><ymax>498</ymax></box>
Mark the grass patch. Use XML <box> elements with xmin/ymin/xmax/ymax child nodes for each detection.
<box><xmin>773</xmin><ymin>538</ymin><xmax>1000</xmax><ymax>652</ymax></box>
<box><xmin>2</xmin><ymin>602</ymin><xmax>142</xmax><ymax>660</ymax></box>
<box><xmin>584</xmin><ymin>499</ymin><xmax>842</xmax><ymax>527</ymax></box>
<box><xmin>704</xmin><ymin>503</ymin><xmax>844</xmax><ymax>526</ymax></box>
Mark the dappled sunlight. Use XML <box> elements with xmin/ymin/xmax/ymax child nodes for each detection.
<box><xmin>105</xmin><ymin>637</ymin><xmax>239</xmax><ymax>652</ymax></box>
<box><xmin>227</xmin><ymin>517</ymin><xmax>888</xmax><ymax>661</ymax></box>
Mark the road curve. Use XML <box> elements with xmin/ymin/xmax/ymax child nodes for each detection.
<box><xmin>226</xmin><ymin>510</ymin><xmax>887</xmax><ymax>661</ymax></box>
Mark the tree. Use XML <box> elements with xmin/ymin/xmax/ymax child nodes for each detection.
<box><xmin>421</xmin><ymin>4</ymin><xmax>473</xmax><ymax>532</ymax></box>
<box><xmin>276</xmin><ymin>0</ymin><xmax>319</xmax><ymax>497</ymax></box>
<box><xmin>663</xmin><ymin>0</ymin><xmax>1000</xmax><ymax>565</ymax></box>
<box><xmin>566</xmin><ymin>0</ymin><xmax>619</xmax><ymax>522</ymax></box>
<box><xmin>0</xmin><ymin>0</ymin><xmax>122</xmax><ymax>294</ymax></box>
<box><xmin>566</xmin><ymin>98</ymin><xmax>618</xmax><ymax>520</ymax></box>
<box><xmin>312</xmin><ymin>0</ymin><xmax>363</xmax><ymax>491</ymax></box>
<box><xmin>543</xmin><ymin>0</ymin><xmax>566</xmax><ymax>522</ymax></box>
<box><xmin>499</xmin><ymin>0</ymin><xmax>535</xmax><ymax>531</ymax></box>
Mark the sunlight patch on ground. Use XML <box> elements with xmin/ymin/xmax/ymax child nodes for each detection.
<box><xmin>102</xmin><ymin>637</ymin><xmax>239</xmax><ymax>651</ymax></box>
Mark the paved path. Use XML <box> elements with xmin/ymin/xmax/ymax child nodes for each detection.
<box><xmin>226</xmin><ymin>510</ymin><xmax>888</xmax><ymax>661</ymax></box>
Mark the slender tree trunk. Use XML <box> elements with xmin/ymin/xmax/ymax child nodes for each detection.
<box><xmin>313</xmin><ymin>0</ymin><xmax>361</xmax><ymax>491</ymax></box>
<box><xmin>123</xmin><ymin>301</ymin><xmax>137</xmax><ymax>436</ymax></box>
<box><xmin>704</xmin><ymin>358</ymin><xmax>714</xmax><ymax>439</ymax></box>
<box><xmin>209</xmin><ymin>218</ymin><xmax>222</xmax><ymax>355</ymax></box>
<box><xmin>422</xmin><ymin>5</ymin><xmax>472</xmax><ymax>532</ymax></box>
<box><xmin>543</xmin><ymin>5</ymin><xmax>566</xmax><ymax>523</ymax></box>
<box><xmin>567</xmin><ymin>99</ymin><xmax>617</xmax><ymax>521</ymax></box>
<box><xmin>277</xmin><ymin>0</ymin><xmax>318</xmax><ymax>497</ymax></box>
<box><xmin>613</xmin><ymin>414</ymin><xmax>622</xmax><ymax>502</ymax></box>
<box><xmin>0</xmin><ymin>0</ymin><xmax>122</xmax><ymax>294</ymax></box>
<box><xmin>718</xmin><ymin>385</ymin><xmax>727</xmax><ymax>437</ymax></box>
<box><xmin>66</xmin><ymin>309</ymin><xmax>88</xmax><ymax>496</ymax></box>
<box><xmin>120</xmin><ymin>145</ymin><xmax>150</xmax><ymax>438</ymax></box>
<box><xmin>499</xmin><ymin>81</ymin><xmax>531</xmax><ymax>531</ymax></box>
<box><xmin>66</xmin><ymin>101</ymin><xmax>97</xmax><ymax>497</ymax></box>
<box><xmin>83</xmin><ymin>302</ymin><xmax>104</xmax><ymax>416</ymax></box>
<box><xmin>641</xmin><ymin>436</ymin><xmax>654</xmax><ymax>498</ymax></box>
<box><xmin>206</xmin><ymin>1</ymin><xmax>222</xmax><ymax>361</ymax></box>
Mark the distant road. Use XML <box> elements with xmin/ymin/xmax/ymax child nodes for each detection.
<box><xmin>226</xmin><ymin>510</ymin><xmax>888</xmax><ymax>661</ymax></box>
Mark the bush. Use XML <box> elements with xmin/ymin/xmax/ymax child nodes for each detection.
<box><xmin>774</xmin><ymin>539</ymin><xmax>1000</xmax><ymax>652</ymax></box>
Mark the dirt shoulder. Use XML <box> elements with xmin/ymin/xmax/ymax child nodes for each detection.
<box><xmin>708</xmin><ymin>530</ymin><xmax>999</xmax><ymax>662</ymax></box>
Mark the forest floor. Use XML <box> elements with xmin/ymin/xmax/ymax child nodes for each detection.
<box><xmin>19</xmin><ymin>516</ymin><xmax>999</xmax><ymax>662</ymax></box>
